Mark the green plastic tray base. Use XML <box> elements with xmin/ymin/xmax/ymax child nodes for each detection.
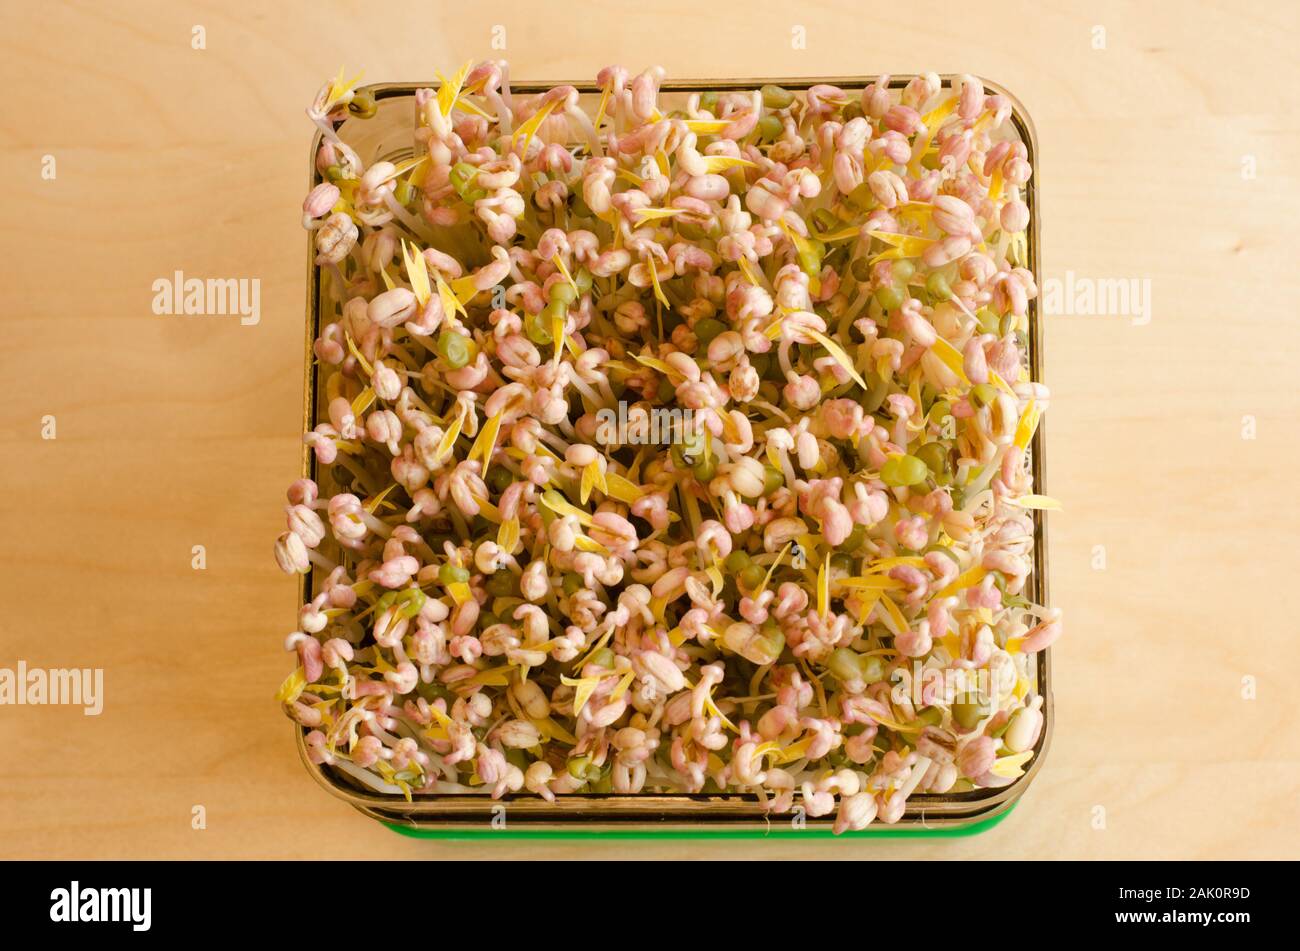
<box><xmin>384</xmin><ymin>802</ymin><xmax>1014</xmax><ymax>840</ymax></box>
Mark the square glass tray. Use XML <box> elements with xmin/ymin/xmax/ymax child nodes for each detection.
<box><xmin>295</xmin><ymin>74</ymin><xmax>1052</xmax><ymax>837</ymax></box>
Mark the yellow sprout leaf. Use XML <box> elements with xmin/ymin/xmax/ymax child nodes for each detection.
<box><xmin>592</xmin><ymin>83</ymin><xmax>613</xmax><ymax>134</ymax></box>
<box><xmin>603</xmin><ymin>472</ymin><xmax>644</xmax><ymax>504</ymax></box>
<box><xmin>323</xmin><ymin>66</ymin><xmax>365</xmax><ymax>112</ymax></box>
<box><xmin>869</xmin><ymin>230</ymin><xmax>936</xmax><ymax>253</ymax></box>
<box><xmin>700</xmin><ymin>155</ymin><xmax>758</xmax><ymax>174</ymax></box>
<box><xmin>550</xmin><ymin>310</ymin><xmax>567</xmax><ymax>367</ymax></box>
<box><xmin>532</xmin><ymin>717</ymin><xmax>578</xmax><ymax>746</ymax></box>
<box><xmin>343</xmin><ymin>332</ymin><xmax>374</xmax><ymax>377</ymax></box>
<box><xmin>468</xmin><ymin>410</ymin><xmax>504</xmax><ymax>472</ymax></box>
<box><xmin>497</xmin><ymin>516</ymin><xmax>520</xmax><ymax>555</ymax></box>
<box><xmin>706</xmin><ymin>559</ymin><xmax>726</xmax><ymax>597</ymax></box>
<box><xmin>435</xmin><ymin>61</ymin><xmax>472</xmax><ymax>119</ymax></box>
<box><xmin>774</xmin><ymin>736</ymin><xmax>813</xmax><ymax>765</ymax></box>
<box><xmin>448</xmin><ymin>274</ymin><xmax>480</xmax><ymax>308</ymax></box>
<box><xmin>402</xmin><ymin>240</ymin><xmax>432</xmax><ymax>307</ymax></box>
<box><xmin>560</xmin><ymin>674</ymin><xmax>603</xmax><ymax>716</ymax></box>
<box><xmin>363</xmin><ymin>482</ymin><xmax>399</xmax><ymax>515</ymax></box>
<box><xmin>704</xmin><ymin>694</ymin><xmax>738</xmax><ymax>733</ymax></box>
<box><xmin>879</xmin><ymin>593</ymin><xmax>909</xmax><ymax>637</ymax></box>
<box><xmin>539</xmin><ymin>489</ymin><xmax>595</xmax><ymax>527</ymax></box>
<box><xmin>647</xmin><ymin>257</ymin><xmax>670</xmax><ymax>309</ymax></box>
<box><xmin>737</xmin><ymin>256</ymin><xmax>765</xmax><ymax>288</ymax></box>
<box><xmin>276</xmin><ymin>666</ymin><xmax>307</xmax><ymax>704</ymax></box>
<box><xmin>512</xmin><ymin>97</ymin><xmax>559</xmax><ymax>155</ymax></box>
<box><xmin>683</xmin><ymin>117</ymin><xmax>731</xmax><ymax>134</ymax></box>
<box><xmin>379</xmin><ymin>266</ymin><xmax>396</xmax><ymax>292</ymax></box>
<box><xmin>433</xmin><ymin>406</ymin><xmax>466</xmax><ymax>465</ymax></box>
<box><xmin>936</xmin><ymin>566</ymin><xmax>987</xmax><ymax>599</ymax></box>
<box><xmin>865</xmin><ymin>556</ymin><xmax>928</xmax><ymax>573</ymax></box>
<box><xmin>551</xmin><ymin>253</ymin><xmax>579</xmax><ymax>294</ymax></box>
<box><xmin>907</xmin><ymin>96</ymin><xmax>958</xmax><ymax>176</ymax></box>
<box><xmin>471</xmin><ymin>493</ymin><xmax>502</xmax><ymax>523</ymax></box>
<box><xmin>929</xmin><ymin>336</ymin><xmax>971</xmax><ymax>384</ymax></box>
<box><xmin>584</xmin><ymin>460</ymin><xmax>609</xmax><ymax>503</ymax></box>
<box><xmin>631</xmin><ymin>352</ymin><xmax>684</xmax><ymax>383</ymax></box>
<box><xmin>447</xmin><ymin>581</ymin><xmax>473</xmax><ymax>606</ymax></box>
<box><xmin>616</xmin><ymin>168</ymin><xmax>646</xmax><ymax>188</ymax></box>
<box><xmin>1009</xmin><ymin>494</ymin><xmax>1062</xmax><ymax>511</ymax></box>
<box><xmin>855</xmin><ymin>588</ymin><xmax>885</xmax><ymax>624</ymax></box>
<box><xmin>350</xmin><ymin>386</ymin><xmax>376</xmax><ymax>418</ymax></box>
<box><xmin>1014</xmin><ymin>400</ymin><xmax>1041</xmax><ymax>451</ymax></box>
<box><xmin>990</xmin><ymin>750</ymin><xmax>1034</xmax><ymax>779</ymax></box>
<box><xmin>632</xmin><ymin>206</ymin><xmax>685</xmax><ymax>226</ymax></box>
<box><xmin>817</xmin><ymin>552</ymin><xmax>830</xmax><ymax>619</ymax></box>
<box><xmin>838</xmin><ymin>575</ymin><xmax>906</xmax><ymax>590</ymax></box>
<box><xmin>814</xmin><ymin>224</ymin><xmax>864</xmax><ymax>244</ymax></box>
<box><xmin>467</xmin><ymin>666</ymin><xmax>514</xmax><ymax>687</ymax></box>
<box><xmin>453</xmin><ymin>96</ymin><xmax>493</xmax><ymax>119</ymax></box>
<box><xmin>609</xmin><ymin>668</ymin><xmax>638</xmax><ymax>702</ymax></box>
<box><xmin>572</xmin><ymin>534</ymin><xmax>610</xmax><ymax>555</ymax></box>
<box><xmin>435</xmin><ymin>273</ymin><xmax>466</xmax><ymax>321</ymax></box>
<box><xmin>803</xmin><ymin>327</ymin><xmax>867</xmax><ymax>390</ymax></box>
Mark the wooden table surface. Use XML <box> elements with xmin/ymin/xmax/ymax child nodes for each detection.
<box><xmin>2</xmin><ymin>0</ymin><xmax>1297</xmax><ymax>859</ymax></box>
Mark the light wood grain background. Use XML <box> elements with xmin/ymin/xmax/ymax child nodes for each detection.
<box><xmin>2</xmin><ymin>0</ymin><xmax>1297</xmax><ymax>859</ymax></box>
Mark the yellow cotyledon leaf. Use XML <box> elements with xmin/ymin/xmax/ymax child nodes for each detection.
<box><xmin>1014</xmin><ymin>400</ymin><xmax>1041</xmax><ymax>451</ymax></box>
<box><xmin>363</xmin><ymin>482</ymin><xmax>399</xmax><ymax>515</ymax></box>
<box><xmin>631</xmin><ymin>352</ymin><xmax>684</xmax><ymax>384</ymax></box>
<box><xmin>603</xmin><ymin>472</ymin><xmax>644</xmax><ymax>504</ymax></box>
<box><xmin>433</xmin><ymin>403</ymin><xmax>467</xmax><ymax>465</ymax></box>
<box><xmin>551</xmin><ymin>253</ymin><xmax>579</xmax><ymax>294</ymax></box>
<box><xmin>1008</xmin><ymin>494</ymin><xmax>1063</xmax><ymax>511</ymax></box>
<box><xmin>990</xmin><ymin>750</ymin><xmax>1034</xmax><ymax>779</ymax></box>
<box><xmin>683</xmin><ymin>117</ymin><xmax>731</xmax><ymax>134</ymax></box>
<box><xmin>531</xmin><ymin>717</ymin><xmax>578</xmax><ymax>746</ymax></box>
<box><xmin>449</xmin><ymin>274</ymin><xmax>480</xmax><ymax>308</ymax></box>
<box><xmin>572</xmin><ymin>534</ymin><xmax>610</xmax><ymax>555</ymax></box>
<box><xmin>929</xmin><ymin>336</ymin><xmax>970</xmax><ymax>384</ymax></box>
<box><xmin>837</xmin><ymin>575</ymin><xmax>906</xmax><ymax>590</ymax></box>
<box><xmin>467</xmin><ymin>666</ymin><xmax>514</xmax><ymax>687</ymax></box>
<box><xmin>434</xmin><ymin>274</ymin><xmax>466</xmax><ymax>322</ymax></box>
<box><xmin>512</xmin><ymin>97</ymin><xmax>559</xmax><ymax>155</ymax></box>
<box><xmin>350</xmin><ymin>386</ymin><xmax>376</xmax><ymax>418</ymax></box>
<box><xmin>936</xmin><ymin>566</ymin><xmax>987</xmax><ymax>599</ymax></box>
<box><xmin>435</xmin><ymin>61</ymin><xmax>472</xmax><ymax>120</ymax></box>
<box><xmin>609</xmin><ymin>668</ymin><xmax>637</xmax><ymax>702</ymax></box>
<box><xmin>700</xmin><ymin>155</ymin><xmax>758</xmax><ymax>174</ymax></box>
<box><xmin>814</xmin><ymin>224</ymin><xmax>864</xmax><ymax>244</ymax></box>
<box><xmin>560</xmin><ymin>674</ymin><xmax>604</xmax><ymax>716</ymax></box>
<box><xmin>817</xmin><ymin>552</ymin><xmax>830</xmax><ymax>619</ymax></box>
<box><xmin>497</xmin><ymin>516</ymin><xmax>520</xmax><ymax>555</ymax></box>
<box><xmin>908</xmin><ymin>96</ymin><xmax>957</xmax><ymax>176</ymax></box>
<box><xmin>632</xmin><ymin>206</ymin><xmax>686</xmax><ymax>226</ymax></box>
<box><xmin>401</xmin><ymin>240</ymin><xmax>432</xmax><ymax>307</ymax></box>
<box><xmin>467</xmin><ymin>410</ymin><xmax>504</xmax><ymax>474</ymax></box>
<box><xmin>344</xmin><ymin>332</ymin><xmax>374</xmax><ymax>377</ymax></box>
<box><xmin>276</xmin><ymin>666</ymin><xmax>307</xmax><ymax>704</ymax></box>
<box><xmin>879</xmin><ymin>593</ymin><xmax>909</xmax><ymax>637</ymax></box>
<box><xmin>864</xmin><ymin>556</ymin><xmax>927</xmax><ymax>573</ymax></box>
<box><xmin>737</xmin><ymin>256</ymin><xmax>765</xmax><ymax>288</ymax></box>
<box><xmin>539</xmin><ymin>489</ymin><xmax>595</xmax><ymax>527</ymax></box>
<box><xmin>802</xmin><ymin>327</ymin><xmax>867</xmax><ymax>390</ymax></box>
<box><xmin>647</xmin><ymin>257</ymin><xmax>671</xmax><ymax>309</ymax></box>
